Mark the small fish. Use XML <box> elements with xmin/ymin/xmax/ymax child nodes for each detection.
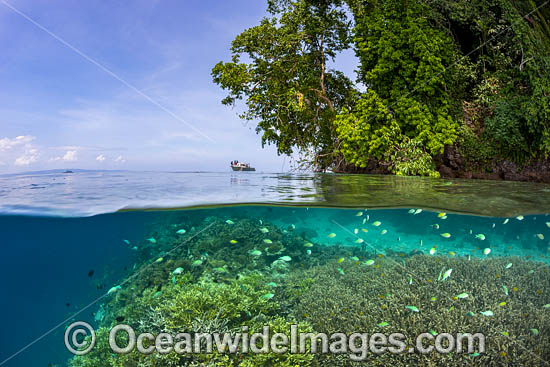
<box><xmin>337</xmin><ymin>268</ymin><xmax>345</xmax><ymax>275</ymax></box>
<box><xmin>536</xmin><ymin>234</ymin><xmax>544</xmax><ymax>240</ymax></box>
<box><xmin>337</xmin><ymin>257</ymin><xmax>345</xmax><ymax>263</ymax></box>
<box><xmin>122</xmin><ymin>239</ymin><xmax>130</xmax><ymax>245</ymax></box>
<box><xmin>429</xmin><ymin>247</ymin><xmax>437</xmax><ymax>255</ymax></box>
<box><xmin>456</xmin><ymin>292</ymin><xmax>469</xmax><ymax>299</ymax></box>
<box><xmin>441</xmin><ymin>215</ymin><xmax>447</xmax><ymax>219</ymax></box>
<box><xmin>364</xmin><ymin>259</ymin><xmax>375</xmax><ymax>266</ymax></box>
<box><xmin>503</xmin><ymin>285</ymin><xmax>509</xmax><ymax>296</ymax></box>
<box><xmin>107</xmin><ymin>285</ymin><xmax>121</xmax><ymax>295</ymax></box>
<box><xmin>429</xmin><ymin>330</ymin><xmax>437</xmax><ymax>336</ymax></box>
<box><xmin>470</xmin><ymin>353</ymin><xmax>480</xmax><ymax>357</ymax></box>
<box><xmin>147</xmin><ymin>238</ymin><xmax>156</xmax><ymax>244</ymax></box>
<box><xmin>419</xmin><ymin>239</ymin><xmax>423</xmax><ymax>247</ymax></box>
<box><xmin>259</xmin><ymin>227</ymin><xmax>269</xmax><ymax>233</ymax></box>
<box><xmin>503</xmin><ymin>218</ymin><xmax>509</xmax><ymax>224</ymax></box>
<box><xmin>191</xmin><ymin>260</ymin><xmax>203</xmax><ymax>266</ymax></box>
<box><xmin>528</xmin><ymin>269</ymin><xmax>535</xmax><ymax>274</ymax></box>
<box><xmin>432</xmin><ymin>224</ymin><xmax>440</xmax><ymax>230</ymax></box>
<box><xmin>480</xmin><ymin>310</ymin><xmax>494</xmax><ymax>316</ymax></box>
<box><xmin>505</xmin><ymin>263</ymin><xmax>513</xmax><ymax>269</ymax></box>
<box><xmin>263</xmin><ymin>239</ymin><xmax>273</xmax><ymax>244</ymax></box>
<box><xmin>483</xmin><ymin>248</ymin><xmax>491</xmax><ymax>255</ymax></box>
<box><xmin>543</xmin><ymin>304</ymin><xmax>550</xmax><ymax>308</ymax></box>
<box><xmin>431</xmin><ymin>297</ymin><xmax>437</xmax><ymax>302</ymax></box>
<box><xmin>354</xmin><ymin>228</ymin><xmax>359</xmax><ymax>234</ymax></box>
<box><xmin>405</xmin><ymin>305</ymin><xmax>419</xmax><ymax>312</ymax></box>
<box><xmin>381</xmin><ymin>229</ymin><xmax>387</xmax><ymax>235</ymax></box>
<box><xmin>262</xmin><ymin>293</ymin><xmax>275</xmax><ymax>300</ymax></box>
<box><xmin>500</xmin><ymin>331</ymin><xmax>509</xmax><ymax>336</ymax></box>
<box><xmin>409</xmin><ymin>277</ymin><xmax>413</xmax><ymax>285</ymax></box>
<box><xmin>498</xmin><ymin>302</ymin><xmax>506</xmax><ymax>307</ymax></box>
<box><xmin>475</xmin><ymin>234</ymin><xmax>485</xmax><ymax>240</ymax></box>
<box><xmin>441</xmin><ymin>268</ymin><xmax>453</xmax><ymax>281</ymax></box>
<box><xmin>172</xmin><ymin>267</ymin><xmax>184</xmax><ymax>275</ymax></box>
<box><xmin>448</xmin><ymin>251</ymin><xmax>456</xmax><ymax>256</ymax></box>
<box><xmin>350</xmin><ymin>256</ymin><xmax>360</xmax><ymax>261</ymax></box>
<box><xmin>176</xmin><ymin>229</ymin><xmax>186</xmax><ymax>234</ymax></box>
<box><xmin>361</xmin><ymin>228</ymin><xmax>368</xmax><ymax>232</ymax></box>
<box><xmin>377</xmin><ymin>321</ymin><xmax>389</xmax><ymax>327</ymax></box>
<box><xmin>408</xmin><ymin>209</ymin><xmax>415</xmax><ymax>214</ymax></box>
<box><xmin>328</xmin><ymin>233</ymin><xmax>336</xmax><ymax>238</ymax></box>
<box><xmin>132</xmin><ymin>246</ymin><xmax>138</xmax><ymax>250</ymax></box>
<box><xmin>355</xmin><ymin>211</ymin><xmax>363</xmax><ymax>217</ymax></box>
<box><xmin>155</xmin><ymin>257</ymin><xmax>163</xmax><ymax>264</ymax></box>
<box><xmin>279</xmin><ymin>256</ymin><xmax>292</xmax><ymax>262</ymax></box>
<box><xmin>266</xmin><ymin>282</ymin><xmax>277</xmax><ymax>287</ymax></box>
<box><xmin>306</xmin><ymin>249</ymin><xmax>311</xmax><ymax>255</ymax></box>
<box><xmin>516</xmin><ymin>215</ymin><xmax>524</xmax><ymax>221</ymax></box>
<box><xmin>230</xmin><ymin>240</ymin><xmax>238</xmax><ymax>244</ymax></box>
<box><xmin>225</xmin><ymin>219</ymin><xmax>235</xmax><ymax>225</ymax></box>
<box><xmin>249</xmin><ymin>250</ymin><xmax>262</xmax><ymax>257</ymax></box>
<box><xmin>362</xmin><ymin>218</ymin><xmax>367</xmax><ymax>224</ymax></box>
<box><xmin>414</xmin><ymin>209</ymin><xmax>422</xmax><ymax>215</ymax></box>
<box><xmin>304</xmin><ymin>242</ymin><xmax>314</xmax><ymax>247</ymax></box>
<box><xmin>372</xmin><ymin>221</ymin><xmax>381</xmax><ymax>227</ymax></box>
<box><xmin>546</xmin><ymin>222</ymin><xmax>550</xmax><ymax>228</ymax></box>
<box><xmin>437</xmin><ymin>267</ymin><xmax>444</xmax><ymax>281</ymax></box>
<box><xmin>438</xmin><ymin>212</ymin><xmax>446</xmax><ymax>218</ymax></box>
<box><xmin>441</xmin><ymin>233</ymin><xmax>451</xmax><ymax>238</ymax></box>
<box><xmin>355</xmin><ymin>238</ymin><xmax>364</xmax><ymax>244</ymax></box>
<box><xmin>466</xmin><ymin>311</ymin><xmax>475</xmax><ymax>317</ymax></box>
<box><xmin>530</xmin><ymin>329</ymin><xmax>539</xmax><ymax>336</ymax></box>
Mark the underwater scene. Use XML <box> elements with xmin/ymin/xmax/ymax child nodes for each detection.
<box><xmin>1</xmin><ymin>172</ymin><xmax>550</xmax><ymax>366</ymax></box>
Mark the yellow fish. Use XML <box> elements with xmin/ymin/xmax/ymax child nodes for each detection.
<box><xmin>355</xmin><ymin>238</ymin><xmax>364</xmax><ymax>244</ymax></box>
<box><xmin>230</xmin><ymin>240</ymin><xmax>238</xmax><ymax>244</ymax></box>
<box><xmin>361</xmin><ymin>228</ymin><xmax>368</xmax><ymax>232</ymax></box>
<box><xmin>438</xmin><ymin>212</ymin><xmax>446</xmax><ymax>218</ymax></box>
<box><xmin>356</xmin><ymin>211</ymin><xmax>363</xmax><ymax>217</ymax></box>
<box><xmin>448</xmin><ymin>251</ymin><xmax>456</xmax><ymax>256</ymax></box>
<box><xmin>441</xmin><ymin>233</ymin><xmax>451</xmax><ymax>238</ymax></box>
<box><xmin>381</xmin><ymin>229</ymin><xmax>387</xmax><ymax>235</ymax></box>
<box><xmin>337</xmin><ymin>257</ymin><xmax>345</xmax><ymax>263</ymax></box>
<box><xmin>537</xmin><ymin>234</ymin><xmax>544</xmax><ymax>240</ymax></box>
<box><xmin>304</xmin><ymin>242</ymin><xmax>314</xmax><ymax>247</ymax></box>
<box><xmin>372</xmin><ymin>221</ymin><xmax>381</xmax><ymax>227</ymax></box>
<box><xmin>328</xmin><ymin>233</ymin><xmax>336</xmax><ymax>238</ymax></box>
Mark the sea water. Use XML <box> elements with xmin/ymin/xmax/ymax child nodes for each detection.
<box><xmin>0</xmin><ymin>171</ymin><xmax>549</xmax><ymax>366</ymax></box>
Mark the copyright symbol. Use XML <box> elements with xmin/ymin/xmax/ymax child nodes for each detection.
<box><xmin>65</xmin><ymin>321</ymin><xmax>96</xmax><ymax>355</ymax></box>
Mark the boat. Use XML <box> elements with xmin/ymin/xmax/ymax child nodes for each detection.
<box><xmin>231</xmin><ymin>161</ymin><xmax>255</xmax><ymax>171</ymax></box>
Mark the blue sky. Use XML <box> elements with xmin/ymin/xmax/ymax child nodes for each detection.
<box><xmin>0</xmin><ymin>0</ymin><xmax>358</xmax><ymax>173</ymax></box>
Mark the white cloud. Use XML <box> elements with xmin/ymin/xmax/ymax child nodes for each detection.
<box><xmin>14</xmin><ymin>148</ymin><xmax>39</xmax><ymax>166</ymax></box>
<box><xmin>51</xmin><ymin>150</ymin><xmax>78</xmax><ymax>162</ymax></box>
<box><xmin>62</xmin><ymin>150</ymin><xmax>78</xmax><ymax>162</ymax></box>
<box><xmin>114</xmin><ymin>155</ymin><xmax>126</xmax><ymax>163</ymax></box>
<box><xmin>96</xmin><ymin>154</ymin><xmax>106</xmax><ymax>162</ymax></box>
<box><xmin>0</xmin><ymin>135</ymin><xmax>35</xmax><ymax>151</ymax></box>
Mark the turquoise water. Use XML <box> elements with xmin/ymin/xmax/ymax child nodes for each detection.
<box><xmin>0</xmin><ymin>171</ymin><xmax>549</xmax><ymax>366</ymax></box>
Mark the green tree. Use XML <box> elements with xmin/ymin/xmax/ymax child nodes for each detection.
<box><xmin>212</xmin><ymin>0</ymin><xmax>357</xmax><ymax>169</ymax></box>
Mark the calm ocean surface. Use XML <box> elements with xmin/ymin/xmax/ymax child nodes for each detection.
<box><xmin>0</xmin><ymin>170</ymin><xmax>549</xmax><ymax>366</ymax></box>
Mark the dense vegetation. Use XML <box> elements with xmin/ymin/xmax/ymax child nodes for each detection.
<box><xmin>213</xmin><ymin>0</ymin><xmax>550</xmax><ymax>177</ymax></box>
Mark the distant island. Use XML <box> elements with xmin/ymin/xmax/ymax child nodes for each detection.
<box><xmin>213</xmin><ymin>0</ymin><xmax>550</xmax><ymax>182</ymax></box>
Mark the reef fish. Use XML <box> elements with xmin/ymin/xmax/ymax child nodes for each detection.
<box><xmin>337</xmin><ymin>257</ymin><xmax>345</xmax><ymax>263</ymax></box>
<box><xmin>172</xmin><ymin>267</ymin><xmax>184</xmax><ymax>275</ymax></box>
<box><xmin>304</xmin><ymin>242</ymin><xmax>314</xmax><ymax>247</ymax></box>
<box><xmin>225</xmin><ymin>219</ymin><xmax>235</xmax><ymax>225</ymax></box>
<box><xmin>147</xmin><ymin>238</ymin><xmax>157</xmax><ymax>244</ymax></box>
<box><xmin>230</xmin><ymin>240</ymin><xmax>238</xmax><ymax>244</ymax></box>
<box><xmin>414</xmin><ymin>209</ymin><xmax>422</xmax><ymax>215</ymax></box>
<box><xmin>546</xmin><ymin>222</ymin><xmax>550</xmax><ymax>228</ymax></box>
<box><xmin>408</xmin><ymin>209</ymin><xmax>415</xmax><ymax>214</ymax></box>
<box><xmin>372</xmin><ymin>221</ymin><xmax>381</xmax><ymax>227</ymax></box>
<box><xmin>328</xmin><ymin>233</ymin><xmax>336</xmax><ymax>238</ymax></box>
<box><xmin>259</xmin><ymin>227</ymin><xmax>269</xmax><ymax>233</ymax></box>
<box><xmin>262</xmin><ymin>293</ymin><xmax>275</xmax><ymax>300</ymax></box>
<box><xmin>191</xmin><ymin>260</ymin><xmax>203</xmax><ymax>266</ymax></box>
<box><xmin>263</xmin><ymin>239</ymin><xmax>273</xmax><ymax>244</ymax></box>
<box><xmin>441</xmin><ymin>233</ymin><xmax>451</xmax><ymax>238</ymax></box>
<box><xmin>480</xmin><ymin>310</ymin><xmax>494</xmax><ymax>316</ymax></box>
<box><xmin>405</xmin><ymin>305</ymin><xmax>419</xmax><ymax>312</ymax></box>
<box><xmin>364</xmin><ymin>259</ymin><xmax>375</xmax><ymax>266</ymax></box>
<box><xmin>432</xmin><ymin>224</ymin><xmax>440</xmax><ymax>229</ymax></box>
<box><xmin>505</xmin><ymin>263</ymin><xmax>513</xmax><ymax>269</ymax></box>
<box><xmin>377</xmin><ymin>322</ymin><xmax>389</xmax><ymax>327</ymax></box>
<box><xmin>354</xmin><ymin>228</ymin><xmax>359</xmax><ymax>234</ymax></box>
<box><xmin>176</xmin><ymin>229</ymin><xmax>186</xmax><ymax>234</ymax></box>
<box><xmin>536</xmin><ymin>233</ymin><xmax>544</xmax><ymax>240</ymax></box>
<box><xmin>381</xmin><ymin>229</ymin><xmax>387</xmax><ymax>235</ymax></box>
<box><xmin>456</xmin><ymin>292</ymin><xmax>469</xmax><ymax>299</ymax></box>
<box><xmin>337</xmin><ymin>268</ymin><xmax>345</xmax><ymax>275</ymax></box>
<box><xmin>355</xmin><ymin>238</ymin><xmax>364</xmax><ymax>244</ymax></box>
<box><xmin>475</xmin><ymin>234</ymin><xmax>485</xmax><ymax>240</ymax></box>
<box><xmin>350</xmin><ymin>256</ymin><xmax>360</xmax><ymax>261</ymax></box>
<box><xmin>279</xmin><ymin>256</ymin><xmax>292</xmax><ymax>262</ymax></box>
<box><xmin>503</xmin><ymin>219</ymin><xmax>509</xmax><ymax>224</ymax></box>
<box><xmin>429</xmin><ymin>247</ymin><xmax>437</xmax><ymax>255</ymax></box>
<box><xmin>441</xmin><ymin>268</ymin><xmax>453</xmax><ymax>281</ymax></box>
<box><xmin>155</xmin><ymin>257</ymin><xmax>163</xmax><ymax>264</ymax></box>
<box><xmin>483</xmin><ymin>248</ymin><xmax>491</xmax><ymax>255</ymax></box>
<box><xmin>516</xmin><ymin>215</ymin><xmax>524</xmax><ymax>221</ymax></box>
<box><xmin>438</xmin><ymin>212</ymin><xmax>446</xmax><ymax>218</ymax></box>
<box><xmin>123</xmin><ymin>239</ymin><xmax>130</xmax><ymax>245</ymax></box>
<box><xmin>356</xmin><ymin>211</ymin><xmax>363</xmax><ymax>216</ymax></box>
<box><xmin>249</xmin><ymin>250</ymin><xmax>262</xmax><ymax>257</ymax></box>
<box><xmin>107</xmin><ymin>285</ymin><xmax>121</xmax><ymax>295</ymax></box>
<box><xmin>502</xmin><ymin>285</ymin><xmax>509</xmax><ymax>296</ymax></box>
<box><xmin>543</xmin><ymin>304</ymin><xmax>550</xmax><ymax>308</ymax></box>
<box><xmin>530</xmin><ymin>329</ymin><xmax>539</xmax><ymax>336</ymax></box>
